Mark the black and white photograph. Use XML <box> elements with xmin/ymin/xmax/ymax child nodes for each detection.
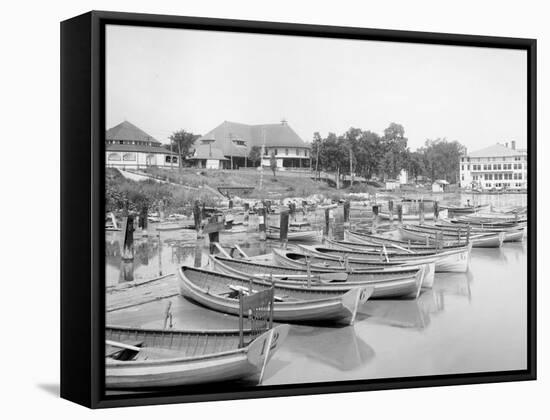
<box><xmin>102</xmin><ymin>21</ymin><xmax>530</xmax><ymax>395</ymax></box>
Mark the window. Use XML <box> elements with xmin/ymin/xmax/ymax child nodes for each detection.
<box><xmin>518</xmin><ymin>173</ymin><xmax>522</xmax><ymax>180</ymax></box>
<box><xmin>285</xmin><ymin>148</ymin><xmax>289</xmax><ymax>156</ymax></box>
<box><xmin>119</xmin><ymin>140</ymin><xmax>124</xmax><ymax>145</ymax></box>
<box><xmin>123</xmin><ymin>153</ymin><xmax>136</xmax><ymax>161</ymax></box>
<box><xmin>165</xmin><ymin>155</ymin><xmax>171</xmax><ymax>163</ymax></box>
<box><xmin>461</xmin><ymin>175</ymin><xmax>464</xmax><ymax>181</ymax></box>
<box><xmin>172</xmin><ymin>156</ymin><xmax>178</xmax><ymax>163</ymax></box>
<box><xmin>108</xmin><ymin>153</ymin><xmax>121</xmax><ymax>161</ymax></box>
<box><xmin>467</xmin><ymin>165</ymin><xmax>470</xmax><ymax>170</ymax></box>
<box><xmin>274</xmin><ymin>149</ymin><xmax>278</xmax><ymax>155</ymax></box>
<box><xmin>305</xmin><ymin>149</ymin><xmax>308</xmax><ymax>157</ymax></box>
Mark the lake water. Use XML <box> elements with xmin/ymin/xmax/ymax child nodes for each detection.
<box><xmin>106</xmin><ymin>193</ymin><xmax>527</xmax><ymax>385</ymax></box>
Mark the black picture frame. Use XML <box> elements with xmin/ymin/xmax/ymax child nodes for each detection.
<box><xmin>60</xmin><ymin>10</ymin><xmax>537</xmax><ymax>409</ymax></box>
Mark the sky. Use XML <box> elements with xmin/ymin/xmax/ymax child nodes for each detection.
<box><xmin>106</xmin><ymin>24</ymin><xmax>527</xmax><ymax>153</ymax></box>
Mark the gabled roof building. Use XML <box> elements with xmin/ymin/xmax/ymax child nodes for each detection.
<box><xmin>190</xmin><ymin>120</ymin><xmax>311</xmax><ymax>170</ymax></box>
<box><xmin>459</xmin><ymin>141</ymin><xmax>527</xmax><ymax>191</ymax></box>
<box><xmin>105</xmin><ymin>121</ymin><xmax>178</xmax><ymax>169</ymax></box>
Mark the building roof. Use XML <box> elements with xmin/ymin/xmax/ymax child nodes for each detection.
<box><xmin>467</xmin><ymin>143</ymin><xmax>524</xmax><ymax>158</ymax></box>
<box><xmin>106</xmin><ymin>121</ymin><xmax>161</xmax><ymax>145</ymax></box>
<box><xmin>188</xmin><ymin>144</ymin><xmax>228</xmax><ymax>160</ymax></box>
<box><xmin>197</xmin><ymin>120</ymin><xmax>309</xmax><ymax>157</ymax></box>
<box><xmin>106</xmin><ymin>144</ymin><xmax>174</xmax><ymax>154</ymax></box>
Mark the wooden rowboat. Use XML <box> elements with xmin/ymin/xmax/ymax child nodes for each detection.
<box><xmin>210</xmin><ymin>254</ymin><xmax>435</xmax><ymax>288</ymax></box>
<box><xmin>377</xmin><ymin>209</ymin><xmax>448</xmax><ymax>221</ymax></box>
<box><xmin>398</xmin><ymin>225</ymin><xmax>505</xmax><ymax>248</ymax></box>
<box><xmin>266</xmin><ymin>228</ymin><xmax>321</xmax><ymax>242</ymax></box>
<box><xmin>106</xmin><ymin>324</ymin><xmax>289</xmax><ymax>388</ymax></box>
<box><xmin>344</xmin><ymin>230</ymin><xmax>467</xmax><ymax>251</ymax></box>
<box><xmin>440</xmin><ymin>204</ymin><xmax>490</xmax><ymax>214</ymax></box>
<box><xmin>178</xmin><ymin>266</ymin><xmax>373</xmax><ymax>325</ymax></box>
<box><xmin>156</xmin><ymin>223</ymin><xmax>187</xmax><ymax>231</ymax></box>
<box><xmin>327</xmin><ymin>236</ymin><xmax>466</xmax><ymax>253</ymax></box>
<box><xmin>435</xmin><ymin>219</ymin><xmax>526</xmax><ymax>242</ymax></box>
<box><xmin>269</xmin><ymin>248</ymin><xmax>436</xmax><ymax>285</ymax></box>
<box><xmin>209</xmin><ymin>255</ymin><xmax>425</xmax><ymax>298</ymax></box>
<box><xmin>297</xmin><ymin>243</ymin><xmax>470</xmax><ymax>273</ymax></box>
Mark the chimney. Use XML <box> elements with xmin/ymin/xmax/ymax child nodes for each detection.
<box><xmin>511</xmin><ymin>140</ymin><xmax>516</xmax><ymax>150</ymax></box>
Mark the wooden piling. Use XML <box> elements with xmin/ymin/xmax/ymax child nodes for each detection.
<box><xmin>372</xmin><ymin>205</ymin><xmax>379</xmax><ymax>234</ymax></box>
<box><xmin>419</xmin><ymin>201</ymin><xmax>425</xmax><ymax>225</ymax></box>
<box><xmin>433</xmin><ymin>201</ymin><xmax>439</xmax><ymax>221</ymax></box>
<box><xmin>343</xmin><ymin>200</ymin><xmax>351</xmax><ymax>227</ymax></box>
<box><xmin>208</xmin><ymin>231</ymin><xmax>220</xmax><ymax>254</ymax></box>
<box><xmin>243</xmin><ymin>202</ymin><xmax>250</xmax><ymax>225</ymax></box>
<box><xmin>258</xmin><ymin>206</ymin><xmax>267</xmax><ymax>241</ymax></box>
<box><xmin>122</xmin><ymin>215</ymin><xmax>135</xmax><ymax>260</ymax></box>
<box><xmin>158</xmin><ymin>232</ymin><xmax>163</xmax><ymax>276</ymax></box>
<box><xmin>279</xmin><ymin>210</ymin><xmax>289</xmax><ymax>247</ymax></box>
<box><xmin>324</xmin><ymin>208</ymin><xmax>333</xmax><ymax>239</ymax></box>
<box><xmin>388</xmin><ymin>200</ymin><xmax>394</xmax><ymax>225</ymax></box>
<box><xmin>139</xmin><ymin>205</ymin><xmax>148</xmax><ymax>234</ymax></box>
<box><xmin>193</xmin><ymin>201</ymin><xmax>203</xmax><ymax>239</ymax></box>
<box><xmin>397</xmin><ymin>204</ymin><xmax>403</xmax><ymax>225</ymax></box>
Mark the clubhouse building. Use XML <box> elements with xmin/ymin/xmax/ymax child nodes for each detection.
<box><xmin>105</xmin><ymin>121</ymin><xmax>178</xmax><ymax>169</ymax></box>
<box><xmin>190</xmin><ymin>120</ymin><xmax>311</xmax><ymax>170</ymax></box>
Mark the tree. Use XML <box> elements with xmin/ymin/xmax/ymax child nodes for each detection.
<box><xmin>270</xmin><ymin>151</ymin><xmax>277</xmax><ymax>176</ymax></box>
<box><xmin>167</xmin><ymin>130</ymin><xmax>200</xmax><ymax>168</ymax></box>
<box><xmin>311</xmin><ymin>132</ymin><xmax>323</xmax><ymax>179</ymax></box>
<box><xmin>420</xmin><ymin>138</ymin><xmax>466</xmax><ymax>182</ymax></box>
<box><xmin>248</xmin><ymin>145</ymin><xmax>262</xmax><ymax>167</ymax></box>
<box><xmin>378</xmin><ymin>123</ymin><xmax>408</xmax><ymax>179</ymax></box>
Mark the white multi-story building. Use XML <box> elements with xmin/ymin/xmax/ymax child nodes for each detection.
<box><xmin>459</xmin><ymin>141</ymin><xmax>527</xmax><ymax>191</ymax></box>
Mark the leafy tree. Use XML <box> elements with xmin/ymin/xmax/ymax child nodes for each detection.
<box><xmin>311</xmin><ymin>132</ymin><xmax>323</xmax><ymax>178</ymax></box>
<box><xmin>420</xmin><ymin>138</ymin><xmax>466</xmax><ymax>182</ymax></box>
<box><xmin>378</xmin><ymin>123</ymin><xmax>408</xmax><ymax>179</ymax></box>
<box><xmin>167</xmin><ymin>130</ymin><xmax>201</xmax><ymax>168</ymax></box>
<box><xmin>248</xmin><ymin>145</ymin><xmax>262</xmax><ymax>166</ymax></box>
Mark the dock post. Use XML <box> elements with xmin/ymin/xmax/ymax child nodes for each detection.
<box><xmin>433</xmin><ymin>201</ymin><xmax>439</xmax><ymax>221</ymax></box>
<box><xmin>324</xmin><ymin>208</ymin><xmax>333</xmax><ymax>239</ymax></box>
<box><xmin>397</xmin><ymin>204</ymin><xmax>403</xmax><ymax>225</ymax></box>
<box><xmin>157</xmin><ymin>232</ymin><xmax>163</xmax><ymax>276</ymax></box>
<box><xmin>466</xmin><ymin>225</ymin><xmax>471</xmax><ymax>244</ymax></box>
<box><xmin>122</xmin><ymin>215</ymin><xmax>135</xmax><ymax>261</ymax></box>
<box><xmin>194</xmin><ymin>245</ymin><xmax>202</xmax><ymax>268</ymax></box>
<box><xmin>208</xmin><ymin>216</ymin><xmax>221</xmax><ymax>254</ymax></box>
<box><xmin>243</xmin><ymin>202</ymin><xmax>250</xmax><ymax>225</ymax></box>
<box><xmin>280</xmin><ymin>210</ymin><xmax>289</xmax><ymax>248</ymax></box>
<box><xmin>258</xmin><ymin>206</ymin><xmax>267</xmax><ymax>241</ymax></box>
<box><xmin>139</xmin><ymin>205</ymin><xmax>148</xmax><ymax>236</ymax></box>
<box><xmin>419</xmin><ymin>201</ymin><xmax>425</xmax><ymax>225</ymax></box>
<box><xmin>372</xmin><ymin>205</ymin><xmax>379</xmax><ymax>234</ymax></box>
<box><xmin>343</xmin><ymin>200</ymin><xmax>351</xmax><ymax>228</ymax></box>
<box><xmin>388</xmin><ymin>200</ymin><xmax>394</xmax><ymax>226</ymax></box>
<box><xmin>228</xmin><ymin>199</ymin><xmax>233</xmax><ymax>209</ymax></box>
<box><xmin>193</xmin><ymin>200</ymin><xmax>203</xmax><ymax>239</ymax></box>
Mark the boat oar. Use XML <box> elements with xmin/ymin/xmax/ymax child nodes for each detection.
<box><xmin>253</xmin><ymin>272</ymin><xmax>348</xmax><ymax>282</ymax></box>
<box><xmin>389</xmin><ymin>242</ymin><xmax>415</xmax><ymax>254</ymax></box>
<box><xmin>106</xmin><ymin>340</ymin><xmax>141</xmax><ymax>352</ymax></box>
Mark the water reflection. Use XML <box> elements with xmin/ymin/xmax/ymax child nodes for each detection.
<box><xmin>360</xmin><ymin>270</ymin><xmax>473</xmax><ymax>329</ymax></box>
<box><xmin>288</xmin><ymin>326</ymin><xmax>375</xmax><ymax>371</ymax></box>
